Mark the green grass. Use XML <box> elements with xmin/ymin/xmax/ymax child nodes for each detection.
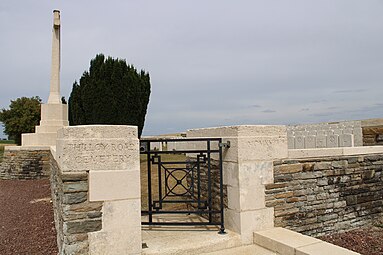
<box><xmin>0</xmin><ymin>140</ymin><xmax>15</xmax><ymax>144</ymax></box>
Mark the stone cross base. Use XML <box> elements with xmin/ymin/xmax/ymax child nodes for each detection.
<box><xmin>22</xmin><ymin>103</ymin><xmax>69</xmax><ymax>146</ymax></box>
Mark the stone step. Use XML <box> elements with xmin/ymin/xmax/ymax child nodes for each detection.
<box><xmin>253</xmin><ymin>227</ymin><xmax>360</xmax><ymax>255</ymax></box>
<box><xmin>21</xmin><ymin>132</ymin><xmax>58</xmax><ymax>146</ymax></box>
<box><xmin>141</xmin><ymin>214</ymin><xmax>242</xmax><ymax>255</ymax></box>
<box><xmin>142</xmin><ymin>228</ymin><xmax>241</xmax><ymax>255</ymax></box>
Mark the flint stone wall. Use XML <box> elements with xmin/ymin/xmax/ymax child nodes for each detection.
<box><xmin>266</xmin><ymin>154</ymin><xmax>383</xmax><ymax>237</ymax></box>
<box><xmin>50</xmin><ymin>152</ymin><xmax>102</xmax><ymax>255</ymax></box>
<box><xmin>0</xmin><ymin>147</ymin><xmax>50</xmax><ymax>180</ymax></box>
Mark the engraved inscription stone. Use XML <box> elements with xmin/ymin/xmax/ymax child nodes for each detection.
<box><xmin>56</xmin><ymin>126</ymin><xmax>139</xmax><ymax>172</ymax></box>
<box><xmin>58</xmin><ymin>140</ymin><xmax>138</xmax><ymax>171</ymax></box>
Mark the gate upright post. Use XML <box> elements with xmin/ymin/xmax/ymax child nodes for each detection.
<box><xmin>56</xmin><ymin>125</ymin><xmax>141</xmax><ymax>255</ymax></box>
<box><xmin>187</xmin><ymin>125</ymin><xmax>288</xmax><ymax>244</ymax></box>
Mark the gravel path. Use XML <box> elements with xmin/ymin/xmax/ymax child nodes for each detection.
<box><xmin>0</xmin><ymin>179</ymin><xmax>58</xmax><ymax>255</ymax></box>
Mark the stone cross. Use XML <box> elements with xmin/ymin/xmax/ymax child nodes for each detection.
<box><xmin>47</xmin><ymin>10</ymin><xmax>61</xmax><ymax>104</ymax></box>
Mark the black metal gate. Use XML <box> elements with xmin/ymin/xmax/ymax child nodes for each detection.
<box><xmin>140</xmin><ymin>138</ymin><xmax>226</xmax><ymax>234</ymax></box>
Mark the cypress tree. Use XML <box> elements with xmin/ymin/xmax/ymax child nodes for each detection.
<box><xmin>68</xmin><ymin>54</ymin><xmax>151</xmax><ymax>137</ymax></box>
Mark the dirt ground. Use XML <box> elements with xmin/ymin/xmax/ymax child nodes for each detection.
<box><xmin>319</xmin><ymin>225</ymin><xmax>383</xmax><ymax>255</ymax></box>
<box><xmin>0</xmin><ymin>179</ymin><xmax>57</xmax><ymax>255</ymax></box>
<box><xmin>1</xmin><ymin>176</ymin><xmax>382</xmax><ymax>255</ymax></box>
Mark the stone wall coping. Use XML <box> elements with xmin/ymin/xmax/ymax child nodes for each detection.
<box><xmin>4</xmin><ymin>145</ymin><xmax>51</xmax><ymax>151</ymax></box>
<box><xmin>288</xmin><ymin>146</ymin><xmax>383</xmax><ymax>159</ymax></box>
<box><xmin>188</xmin><ymin>125</ymin><xmax>287</xmax><ymax>138</ymax></box>
<box><xmin>57</xmin><ymin>125</ymin><xmax>137</xmax><ymax>139</ymax></box>
<box><xmin>361</xmin><ymin>118</ymin><xmax>383</xmax><ymax>127</ymax></box>
<box><xmin>50</xmin><ymin>146</ymin><xmax>57</xmax><ymax>160</ymax></box>
<box><xmin>254</xmin><ymin>227</ymin><xmax>360</xmax><ymax>255</ymax></box>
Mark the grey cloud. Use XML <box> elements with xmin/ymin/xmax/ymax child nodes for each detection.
<box><xmin>1</xmin><ymin>1</ymin><xmax>383</xmax><ymax>137</ymax></box>
<box><xmin>334</xmin><ymin>89</ymin><xmax>368</xmax><ymax>94</ymax></box>
<box><xmin>262</xmin><ymin>110</ymin><xmax>276</xmax><ymax>113</ymax></box>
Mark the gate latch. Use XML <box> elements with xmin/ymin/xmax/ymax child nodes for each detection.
<box><xmin>219</xmin><ymin>141</ymin><xmax>231</xmax><ymax>148</ymax></box>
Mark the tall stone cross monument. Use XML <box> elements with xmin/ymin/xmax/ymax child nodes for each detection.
<box><xmin>22</xmin><ymin>10</ymin><xmax>69</xmax><ymax>146</ymax></box>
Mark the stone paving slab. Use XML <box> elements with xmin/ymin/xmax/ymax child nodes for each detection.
<box><xmin>141</xmin><ymin>214</ymin><xmax>241</xmax><ymax>255</ymax></box>
<box><xmin>202</xmin><ymin>244</ymin><xmax>278</xmax><ymax>255</ymax></box>
<box><xmin>296</xmin><ymin>241</ymin><xmax>360</xmax><ymax>255</ymax></box>
<box><xmin>254</xmin><ymin>227</ymin><xmax>360</xmax><ymax>255</ymax></box>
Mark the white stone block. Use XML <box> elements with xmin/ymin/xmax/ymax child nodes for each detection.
<box><xmin>223</xmin><ymin>162</ymin><xmax>239</xmax><ymax>187</ymax></box>
<box><xmin>240</xmin><ymin>208</ymin><xmax>274</xmax><ymax>244</ymax></box>
<box><xmin>227</xmin><ymin>186</ymin><xmax>241</xmax><ymax>211</ymax></box>
<box><xmin>304</xmin><ymin>136</ymin><xmax>316</xmax><ymax>149</ymax></box>
<box><xmin>89</xmin><ymin>170</ymin><xmax>140</xmax><ymax>201</ymax></box>
<box><xmin>57</xmin><ymin>138</ymin><xmax>140</xmax><ymax>172</ymax></box>
<box><xmin>253</xmin><ymin>227</ymin><xmax>320</xmax><ymax>255</ymax></box>
<box><xmin>343</xmin><ymin>146</ymin><xmax>383</xmax><ymax>155</ymax></box>
<box><xmin>288</xmin><ymin>148</ymin><xmax>343</xmax><ymax>158</ymax></box>
<box><xmin>224</xmin><ymin>208</ymin><xmax>241</xmax><ymax>234</ymax></box>
<box><xmin>188</xmin><ymin>126</ymin><xmax>288</xmax><ymax>167</ymax></box>
<box><xmin>22</xmin><ymin>132</ymin><xmax>59</xmax><ymax>147</ymax></box>
<box><xmin>353</xmin><ymin>128</ymin><xmax>363</xmax><ymax>147</ymax></box>
<box><xmin>237</xmin><ymin>137</ymin><xmax>288</xmax><ymax>161</ymax></box>
<box><xmin>102</xmin><ymin>200</ymin><xmax>141</xmax><ymax>231</ymax></box>
<box><xmin>296</xmin><ymin>240</ymin><xmax>360</xmax><ymax>255</ymax></box>
<box><xmin>326</xmin><ymin>135</ymin><xmax>339</xmax><ymax>148</ymax></box>
<box><xmin>89</xmin><ymin>228</ymin><xmax>141</xmax><ymax>255</ymax></box>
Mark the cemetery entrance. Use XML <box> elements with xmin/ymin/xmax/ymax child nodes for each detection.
<box><xmin>140</xmin><ymin>138</ymin><xmax>226</xmax><ymax>234</ymax></box>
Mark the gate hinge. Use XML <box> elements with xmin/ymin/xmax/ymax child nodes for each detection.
<box><xmin>219</xmin><ymin>141</ymin><xmax>231</xmax><ymax>148</ymax></box>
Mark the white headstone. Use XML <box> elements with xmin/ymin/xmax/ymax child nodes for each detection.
<box><xmin>305</xmin><ymin>136</ymin><xmax>316</xmax><ymax>149</ymax></box>
<box><xmin>327</xmin><ymin>135</ymin><xmax>339</xmax><ymax>148</ymax></box>
<box><xmin>339</xmin><ymin>134</ymin><xmax>354</xmax><ymax>147</ymax></box>
<box><xmin>316</xmin><ymin>135</ymin><xmax>327</xmax><ymax>148</ymax></box>
<box><xmin>294</xmin><ymin>136</ymin><xmax>305</xmax><ymax>149</ymax></box>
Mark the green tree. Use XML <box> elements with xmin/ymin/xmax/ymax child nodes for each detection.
<box><xmin>68</xmin><ymin>54</ymin><xmax>151</xmax><ymax>137</ymax></box>
<box><xmin>0</xmin><ymin>96</ymin><xmax>41</xmax><ymax>145</ymax></box>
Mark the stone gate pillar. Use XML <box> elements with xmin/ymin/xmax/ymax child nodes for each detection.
<box><xmin>56</xmin><ymin>125</ymin><xmax>141</xmax><ymax>255</ymax></box>
<box><xmin>187</xmin><ymin>125</ymin><xmax>288</xmax><ymax>244</ymax></box>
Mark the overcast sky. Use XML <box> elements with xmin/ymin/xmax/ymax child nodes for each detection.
<box><xmin>1</xmin><ymin>1</ymin><xmax>383</xmax><ymax>138</ymax></box>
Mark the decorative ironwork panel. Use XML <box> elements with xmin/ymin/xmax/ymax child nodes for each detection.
<box><xmin>140</xmin><ymin>138</ymin><xmax>226</xmax><ymax>234</ymax></box>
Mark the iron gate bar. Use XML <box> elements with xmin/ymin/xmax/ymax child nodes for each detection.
<box><xmin>140</xmin><ymin>137</ymin><xmax>226</xmax><ymax>234</ymax></box>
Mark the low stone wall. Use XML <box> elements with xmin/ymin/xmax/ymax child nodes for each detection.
<box><xmin>50</xmin><ymin>152</ymin><xmax>102</xmax><ymax>255</ymax></box>
<box><xmin>0</xmin><ymin>146</ymin><xmax>50</xmax><ymax>180</ymax></box>
<box><xmin>266</xmin><ymin>154</ymin><xmax>383</xmax><ymax>237</ymax></box>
